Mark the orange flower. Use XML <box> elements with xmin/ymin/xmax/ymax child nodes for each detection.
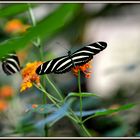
<box><xmin>0</xmin><ymin>100</ymin><xmax>8</xmax><ymax>111</ymax></box>
<box><xmin>4</xmin><ymin>19</ymin><xmax>30</xmax><ymax>34</ymax></box>
<box><xmin>0</xmin><ymin>86</ymin><xmax>14</xmax><ymax>98</ymax></box>
<box><xmin>20</xmin><ymin>61</ymin><xmax>42</xmax><ymax>92</ymax></box>
<box><xmin>32</xmin><ymin>104</ymin><xmax>38</xmax><ymax>109</ymax></box>
<box><xmin>71</xmin><ymin>61</ymin><xmax>92</xmax><ymax>78</ymax></box>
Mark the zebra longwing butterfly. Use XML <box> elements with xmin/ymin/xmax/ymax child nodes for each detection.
<box><xmin>1</xmin><ymin>53</ymin><xmax>21</xmax><ymax>75</ymax></box>
<box><xmin>36</xmin><ymin>41</ymin><xmax>107</xmax><ymax>75</ymax></box>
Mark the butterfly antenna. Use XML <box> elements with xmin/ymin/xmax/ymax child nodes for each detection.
<box><xmin>56</xmin><ymin>42</ymin><xmax>70</xmax><ymax>52</ymax></box>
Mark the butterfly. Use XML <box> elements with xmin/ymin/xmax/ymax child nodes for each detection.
<box><xmin>1</xmin><ymin>52</ymin><xmax>21</xmax><ymax>75</ymax></box>
<box><xmin>36</xmin><ymin>41</ymin><xmax>107</xmax><ymax>75</ymax></box>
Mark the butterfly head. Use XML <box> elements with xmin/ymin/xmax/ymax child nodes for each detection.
<box><xmin>67</xmin><ymin>51</ymin><xmax>72</xmax><ymax>57</ymax></box>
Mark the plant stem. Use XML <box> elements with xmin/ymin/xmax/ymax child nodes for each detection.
<box><xmin>44</xmin><ymin>76</ymin><xmax>80</xmax><ymax>124</ymax></box>
<box><xmin>80</xmin><ymin>124</ymin><xmax>92</xmax><ymax>136</ymax></box>
<box><xmin>77</xmin><ymin>71</ymin><xmax>92</xmax><ymax>136</ymax></box>
<box><xmin>28</xmin><ymin>3</ymin><xmax>36</xmax><ymax>26</ymax></box>
<box><xmin>78</xmin><ymin>71</ymin><xmax>82</xmax><ymax>121</ymax></box>
<box><xmin>34</xmin><ymin>84</ymin><xmax>60</xmax><ymax>103</ymax></box>
<box><xmin>28</xmin><ymin>4</ymin><xmax>62</xmax><ymax>102</ymax></box>
<box><xmin>71</xmin><ymin>119</ymin><xmax>91</xmax><ymax>137</ymax></box>
<box><xmin>28</xmin><ymin>4</ymin><xmax>91</xmax><ymax>136</ymax></box>
<box><xmin>27</xmin><ymin>4</ymin><xmax>47</xmax><ymax>136</ymax></box>
<box><xmin>35</xmin><ymin>82</ymin><xmax>92</xmax><ymax>136</ymax></box>
<box><xmin>82</xmin><ymin>114</ymin><xmax>96</xmax><ymax>124</ymax></box>
<box><xmin>45</xmin><ymin>75</ymin><xmax>63</xmax><ymax>101</ymax></box>
<box><xmin>28</xmin><ymin>3</ymin><xmax>40</xmax><ymax>47</ymax></box>
<box><xmin>34</xmin><ymin>83</ymin><xmax>78</xmax><ymax>123</ymax></box>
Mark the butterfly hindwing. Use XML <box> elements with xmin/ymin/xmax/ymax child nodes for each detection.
<box><xmin>72</xmin><ymin>56</ymin><xmax>93</xmax><ymax>67</ymax></box>
<box><xmin>1</xmin><ymin>53</ymin><xmax>20</xmax><ymax>75</ymax></box>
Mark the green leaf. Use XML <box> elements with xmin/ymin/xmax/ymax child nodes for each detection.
<box><xmin>0</xmin><ymin>4</ymin><xmax>80</xmax><ymax>59</ymax></box>
<box><xmin>35</xmin><ymin>98</ymin><xmax>74</xmax><ymax>128</ymax></box>
<box><xmin>94</xmin><ymin>103</ymin><xmax>136</xmax><ymax>117</ymax></box>
<box><xmin>75</xmin><ymin>109</ymin><xmax>106</xmax><ymax>117</ymax></box>
<box><xmin>0</xmin><ymin>4</ymin><xmax>35</xmax><ymax>17</ymax></box>
<box><xmin>83</xmin><ymin>103</ymin><xmax>136</xmax><ymax>123</ymax></box>
<box><xmin>67</xmin><ymin>92</ymin><xmax>98</xmax><ymax>98</ymax></box>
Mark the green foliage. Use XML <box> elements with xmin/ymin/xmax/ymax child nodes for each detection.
<box><xmin>75</xmin><ymin>109</ymin><xmax>106</xmax><ymax>117</ymax></box>
<box><xmin>93</xmin><ymin>103</ymin><xmax>135</xmax><ymax>117</ymax></box>
<box><xmin>68</xmin><ymin>92</ymin><xmax>98</xmax><ymax>97</ymax></box>
<box><xmin>64</xmin><ymin>92</ymin><xmax>98</xmax><ymax>102</ymax></box>
<box><xmin>26</xmin><ymin>102</ymin><xmax>136</xmax><ymax>119</ymax></box>
<box><xmin>82</xmin><ymin>103</ymin><xmax>136</xmax><ymax>123</ymax></box>
<box><xmin>35</xmin><ymin>98</ymin><xmax>74</xmax><ymax>127</ymax></box>
<box><xmin>0</xmin><ymin>4</ymin><xmax>80</xmax><ymax>59</ymax></box>
<box><xmin>0</xmin><ymin>4</ymin><xmax>35</xmax><ymax>18</ymax></box>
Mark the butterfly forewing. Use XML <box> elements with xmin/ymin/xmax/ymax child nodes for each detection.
<box><xmin>70</xmin><ymin>41</ymin><xmax>107</xmax><ymax>67</ymax></box>
<box><xmin>72</xmin><ymin>42</ymin><xmax>107</xmax><ymax>57</ymax></box>
<box><xmin>54</xmin><ymin>57</ymin><xmax>74</xmax><ymax>74</ymax></box>
<box><xmin>36</xmin><ymin>55</ymin><xmax>70</xmax><ymax>74</ymax></box>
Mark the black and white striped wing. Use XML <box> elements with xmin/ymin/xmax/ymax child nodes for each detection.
<box><xmin>36</xmin><ymin>55</ymin><xmax>73</xmax><ymax>74</ymax></box>
<box><xmin>1</xmin><ymin>53</ymin><xmax>20</xmax><ymax>75</ymax></box>
<box><xmin>70</xmin><ymin>41</ymin><xmax>107</xmax><ymax>66</ymax></box>
<box><xmin>36</xmin><ymin>41</ymin><xmax>107</xmax><ymax>75</ymax></box>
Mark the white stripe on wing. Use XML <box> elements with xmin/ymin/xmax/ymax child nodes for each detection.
<box><xmin>3</xmin><ymin>63</ymin><xmax>12</xmax><ymax>75</ymax></box>
<box><xmin>57</xmin><ymin>63</ymin><xmax>73</xmax><ymax>73</ymax></box>
<box><xmin>73</xmin><ymin>50</ymin><xmax>94</xmax><ymax>55</ymax></box>
<box><xmin>56</xmin><ymin>59</ymin><xmax>71</xmax><ymax>70</ymax></box>
<box><xmin>51</xmin><ymin>56</ymin><xmax>68</xmax><ymax>72</ymax></box>
<box><xmin>44</xmin><ymin>60</ymin><xmax>53</xmax><ymax>72</ymax></box>
<box><xmin>96</xmin><ymin>42</ymin><xmax>104</xmax><ymax>48</ymax></box>
<box><xmin>39</xmin><ymin>64</ymin><xmax>43</xmax><ymax>74</ymax></box>
<box><xmin>7</xmin><ymin>63</ymin><xmax>18</xmax><ymax>73</ymax></box>
<box><xmin>6</xmin><ymin>58</ymin><xmax>20</xmax><ymax>70</ymax></box>
<box><xmin>87</xmin><ymin>45</ymin><xmax>101</xmax><ymax>50</ymax></box>
<box><xmin>72</xmin><ymin>55</ymin><xmax>89</xmax><ymax>60</ymax></box>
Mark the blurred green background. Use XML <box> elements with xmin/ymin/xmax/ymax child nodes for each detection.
<box><xmin>0</xmin><ymin>3</ymin><xmax>140</xmax><ymax>137</ymax></box>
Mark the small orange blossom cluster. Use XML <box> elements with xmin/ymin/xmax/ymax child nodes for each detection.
<box><xmin>4</xmin><ymin>19</ymin><xmax>30</xmax><ymax>65</ymax></box>
<box><xmin>71</xmin><ymin>61</ymin><xmax>92</xmax><ymax>78</ymax></box>
<box><xmin>31</xmin><ymin>104</ymin><xmax>44</xmax><ymax>112</ymax></box>
<box><xmin>0</xmin><ymin>86</ymin><xmax>14</xmax><ymax>111</ymax></box>
<box><xmin>4</xmin><ymin>19</ymin><xmax>30</xmax><ymax>34</ymax></box>
<box><xmin>32</xmin><ymin>104</ymin><xmax>38</xmax><ymax>108</ymax></box>
<box><xmin>20</xmin><ymin>61</ymin><xmax>42</xmax><ymax>92</ymax></box>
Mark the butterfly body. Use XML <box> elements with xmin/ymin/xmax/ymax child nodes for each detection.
<box><xmin>1</xmin><ymin>53</ymin><xmax>20</xmax><ymax>75</ymax></box>
<box><xmin>36</xmin><ymin>41</ymin><xmax>107</xmax><ymax>75</ymax></box>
